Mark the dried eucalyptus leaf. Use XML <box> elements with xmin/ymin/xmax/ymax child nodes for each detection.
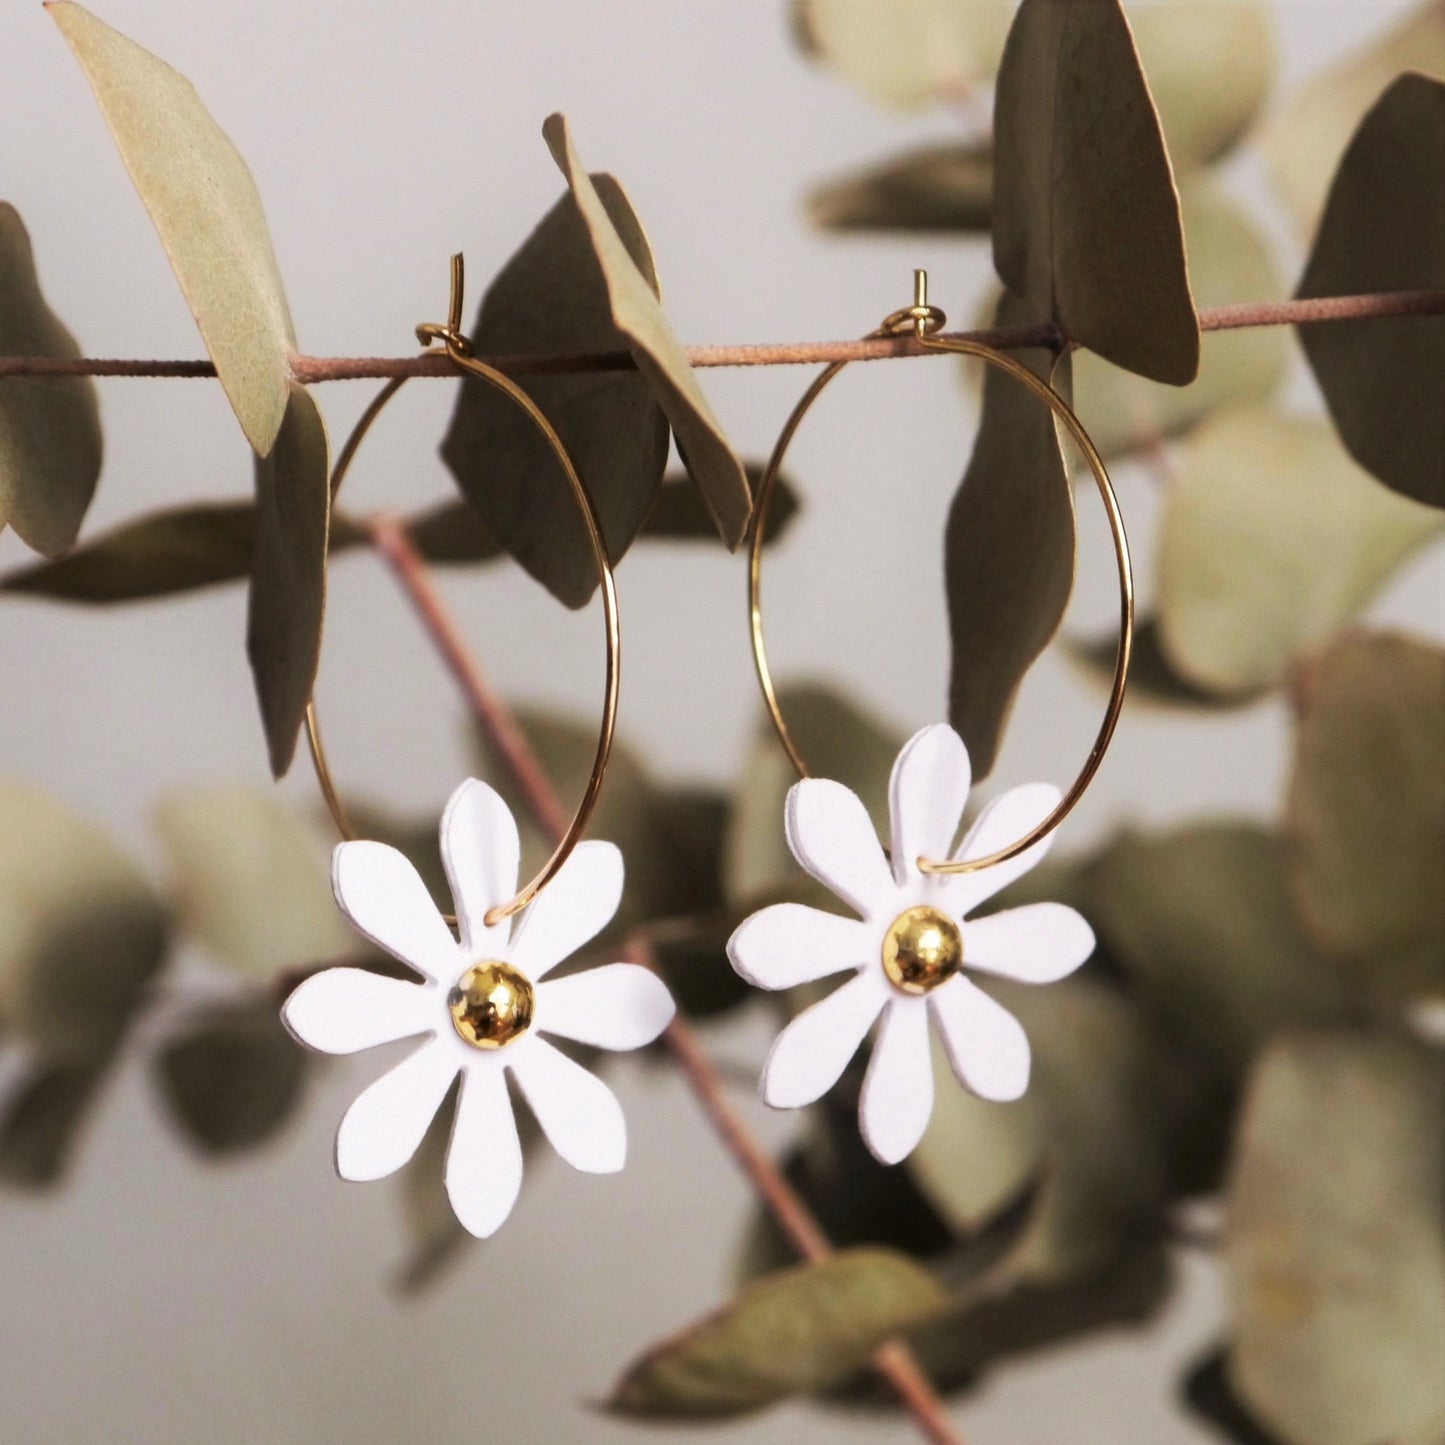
<box><xmin>1072</xmin><ymin>181</ymin><xmax>1288</xmax><ymax>460</ymax></box>
<box><xmin>544</xmin><ymin>115</ymin><xmax>750</xmax><ymax>548</ymax></box>
<box><xmin>248</xmin><ymin>383</ymin><xmax>330</xmax><ymax>777</ymax></box>
<box><xmin>1225</xmin><ymin>1032</ymin><xmax>1445</xmax><ymax>1445</ymax></box>
<box><xmin>155</xmin><ymin>785</ymin><xmax>352</xmax><ymax>980</ymax></box>
<box><xmin>1067</xmin><ymin>616</ymin><xmax>1240</xmax><ymax>710</ymax></box>
<box><xmin>0</xmin><ymin>782</ymin><xmax>167</xmax><ymax>1061</ymax></box>
<box><xmin>0</xmin><ymin>203</ymin><xmax>102</xmax><ymax>556</ymax></box>
<box><xmin>993</xmin><ymin>0</ymin><xmax>1198</xmax><ymax>384</ymax></box>
<box><xmin>1298</xmin><ymin>73</ymin><xmax>1445</xmax><ymax>509</ymax></box>
<box><xmin>1263</xmin><ymin>0</ymin><xmax>1445</xmax><ymax>232</ymax></box>
<box><xmin>1183</xmin><ymin>1349</ymin><xmax>1287</xmax><ymax>1445</ymax></box>
<box><xmin>1130</xmin><ymin>3</ymin><xmax>1274</xmax><ymax>172</ymax></box>
<box><xmin>153</xmin><ymin>998</ymin><xmax>306</xmax><ymax>1155</ymax></box>
<box><xmin>1157</xmin><ymin>406</ymin><xmax>1443</xmax><ymax>695</ymax></box>
<box><xmin>946</xmin><ymin>292</ymin><xmax>1073</xmax><ymax>779</ymax></box>
<box><xmin>1285</xmin><ymin>634</ymin><xmax>1445</xmax><ymax>1001</ymax></box>
<box><xmin>0</xmin><ymin>501</ymin><xmax>368</xmax><ymax>604</ymax></box>
<box><xmin>793</xmin><ymin>0</ymin><xmax>1010</xmax><ymax>106</ymax></box>
<box><xmin>438</xmin><ymin>184</ymin><xmax>669</xmax><ymax>607</ymax></box>
<box><xmin>607</xmin><ymin>1248</ymin><xmax>948</xmax><ymax>1420</ymax></box>
<box><xmin>48</xmin><ymin>2</ymin><xmax>295</xmax><ymax>455</ymax></box>
<box><xmin>0</xmin><ymin>1061</ymin><xmax>110</xmax><ymax>1188</ymax></box>
<box><xmin>807</xmin><ymin>144</ymin><xmax>991</xmax><ymax>233</ymax></box>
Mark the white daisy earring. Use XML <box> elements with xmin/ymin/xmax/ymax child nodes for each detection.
<box><xmin>731</xmin><ymin>270</ymin><xmax>1134</xmax><ymax>1166</ymax></box>
<box><xmin>281</xmin><ymin>256</ymin><xmax>674</xmax><ymax>1237</ymax></box>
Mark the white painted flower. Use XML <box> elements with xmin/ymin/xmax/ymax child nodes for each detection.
<box><xmin>282</xmin><ymin>778</ymin><xmax>675</xmax><ymax>1237</ymax></box>
<box><xmin>728</xmin><ymin>724</ymin><xmax>1093</xmax><ymax>1165</ymax></box>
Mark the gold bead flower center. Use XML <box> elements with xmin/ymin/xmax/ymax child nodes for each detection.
<box><xmin>881</xmin><ymin>906</ymin><xmax>963</xmax><ymax>995</ymax></box>
<box><xmin>449</xmin><ymin>961</ymin><xmax>535</xmax><ymax>1049</ymax></box>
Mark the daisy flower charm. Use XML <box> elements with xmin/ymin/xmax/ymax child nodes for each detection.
<box><xmin>728</xmin><ymin>724</ymin><xmax>1094</xmax><ymax>1165</ymax></box>
<box><xmin>282</xmin><ymin>779</ymin><xmax>675</xmax><ymax>1237</ymax></box>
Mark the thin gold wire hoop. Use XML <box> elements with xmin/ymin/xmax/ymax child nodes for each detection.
<box><xmin>306</xmin><ymin>254</ymin><xmax>621</xmax><ymax>928</ymax></box>
<box><xmin>748</xmin><ymin>270</ymin><xmax>1134</xmax><ymax>877</ymax></box>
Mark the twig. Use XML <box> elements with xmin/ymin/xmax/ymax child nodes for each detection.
<box><xmin>1</xmin><ymin>288</ymin><xmax>1441</xmax><ymax>380</ymax></box>
<box><xmin>365</xmin><ymin>513</ymin><xmax>965</xmax><ymax>1445</ymax></box>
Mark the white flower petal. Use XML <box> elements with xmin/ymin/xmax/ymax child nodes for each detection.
<box><xmin>334</xmin><ymin>1039</ymin><xmax>458</xmax><ymax>1181</ymax></box>
<box><xmin>889</xmin><ymin>724</ymin><xmax>971</xmax><ymax>888</ymax></box>
<box><xmin>930</xmin><ymin>977</ymin><xmax>1030</xmax><ymax>1102</ymax></box>
<box><xmin>282</xmin><ymin>967</ymin><xmax>438</xmax><ymax>1055</ymax></box>
<box><xmin>946</xmin><ymin>782</ymin><xmax>1063</xmax><ymax>916</ymax></box>
<box><xmin>785</xmin><ymin>777</ymin><xmax>895</xmax><ymax>920</ymax></box>
<box><xmin>332</xmin><ymin>840</ymin><xmax>461</xmax><ymax>983</ymax></box>
<box><xmin>509</xmin><ymin>841</ymin><xmax>623</xmax><ymax>979</ymax></box>
<box><xmin>440</xmin><ymin>779</ymin><xmax>520</xmax><ymax>955</ymax></box>
<box><xmin>964</xmin><ymin>903</ymin><xmax>1094</xmax><ymax>984</ymax></box>
<box><xmin>859</xmin><ymin>998</ymin><xmax>934</xmax><ymax>1165</ymax></box>
<box><xmin>445</xmin><ymin>1062</ymin><xmax>523</xmax><ymax>1238</ymax></box>
<box><xmin>727</xmin><ymin>903</ymin><xmax>872</xmax><ymax>991</ymax></box>
<box><xmin>510</xmin><ymin>1038</ymin><xmax>626</xmax><ymax>1174</ymax></box>
<box><xmin>760</xmin><ymin>969</ymin><xmax>888</xmax><ymax>1109</ymax></box>
<box><xmin>536</xmin><ymin>964</ymin><xmax>675</xmax><ymax>1050</ymax></box>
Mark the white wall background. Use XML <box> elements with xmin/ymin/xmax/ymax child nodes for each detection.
<box><xmin>0</xmin><ymin>3</ymin><xmax>1437</xmax><ymax>1442</ymax></box>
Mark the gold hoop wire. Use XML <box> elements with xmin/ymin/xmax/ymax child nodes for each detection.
<box><xmin>306</xmin><ymin>254</ymin><xmax>621</xmax><ymax>927</ymax></box>
<box><xmin>748</xmin><ymin>271</ymin><xmax>1134</xmax><ymax>877</ymax></box>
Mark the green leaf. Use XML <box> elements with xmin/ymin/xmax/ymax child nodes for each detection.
<box><xmin>1183</xmin><ymin>1349</ymin><xmax>1287</xmax><ymax>1445</ymax></box>
<box><xmin>1067</xmin><ymin>616</ymin><xmax>1241</xmax><ymax>710</ymax></box>
<box><xmin>0</xmin><ymin>782</ymin><xmax>167</xmax><ymax>1062</ymax></box>
<box><xmin>993</xmin><ymin>0</ymin><xmax>1198</xmax><ymax>384</ymax></box>
<box><xmin>606</xmin><ymin>1248</ymin><xmax>948</xmax><ymax>1420</ymax></box>
<box><xmin>1263</xmin><ymin>1</ymin><xmax>1445</xmax><ymax>232</ymax></box>
<box><xmin>1297</xmin><ymin>73</ymin><xmax>1445</xmax><ymax>509</ymax></box>
<box><xmin>48</xmin><ymin>2</ymin><xmax>295</xmax><ymax>455</ymax></box>
<box><xmin>1129</xmin><ymin>3</ymin><xmax>1274</xmax><ymax>172</ymax></box>
<box><xmin>1084</xmin><ymin>824</ymin><xmax>1358</xmax><ymax>1090</ymax></box>
<box><xmin>807</xmin><ymin>143</ymin><xmax>991</xmax><ymax>233</ymax></box>
<box><xmin>793</xmin><ymin>0</ymin><xmax>1011</xmax><ymax>107</ymax></box>
<box><xmin>0</xmin><ymin>1061</ymin><xmax>110</xmax><ymax>1188</ymax></box>
<box><xmin>1072</xmin><ymin>181</ymin><xmax>1288</xmax><ymax>460</ymax></box>
<box><xmin>248</xmin><ymin>383</ymin><xmax>330</xmax><ymax>776</ymax></box>
<box><xmin>1225</xmin><ymin>1032</ymin><xmax>1445</xmax><ymax>1445</ymax></box>
<box><xmin>153</xmin><ymin>999</ymin><xmax>306</xmax><ymax>1155</ymax></box>
<box><xmin>1156</xmin><ymin>406</ymin><xmax>1443</xmax><ymax>695</ymax></box>
<box><xmin>155</xmin><ymin>785</ymin><xmax>353</xmax><ymax>980</ymax></box>
<box><xmin>543</xmin><ymin>115</ymin><xmax>750</xmax><ymax>548</ymax></box>
<box><xmin>1285</xmin><ymin>634</ymin><xmax>1445</xmax><ymax>1001</ymax></box>
<box><xmin>0</xmin><ymin>500</ymin><xmax>368</xmax><ymax>604</ymax></box>
<box><xmin>0</xmin><ymin>203</ymin><xmax>102</xmax><ymax>557</ymax></box>
<box><xmin>439</xmin><ymin>186</ymin><xmax>669</xmax><ymax>608</ymax></box>
<box><xmin>946</xmin><ymin>293</ymin><xmax>1073</xmax><ymax>780</ymax></box>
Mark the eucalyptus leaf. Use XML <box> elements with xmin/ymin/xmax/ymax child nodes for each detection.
<box><xmin>153</xmin><ymin>999</ymin><xmax>306</xmax><ymax>1155</ymax></box>
<box><xmin>1156</xmin><ymin>406</ymin><xmax>1443</xmax><ymax>695</ymax></box>
<box><xmin>1285</xmin><ymin>634</ymin><xmax>1445</xmax><ymax>1001</ymax></box>
<box><xmin>543</xmin><ymin>115</ymin><xmax>750</xmax><ymax>548</ymax></box>
<box><xmin>248</xmin><ymin>383</ymin><xmax>330</xmax><ymax>777</ymax></box>
<box><xmin>1183</xmin><ymin>1349</ymin><xmax>1287</xmax><ymax>1445</ymax></box>
<box><xmin>439</xmin><ymin>185</ymin><xmax>669</xmax><ymax>607</ymax></box>
<box><xmin>49</xmin><ymin>2</ymin><xmax>296</xmax><ymax>455</ymax></box>
<box><xmin>1297</xmin><ymin>73</ymin><xmax>1445</xmax><ymax>509</ymax></box>
<box><xmin>0</xmin><ymin>782</ymin><xmax>167</xmax><ymax>1061</ymax></box>
<box><xmin>155</xmin><ymin>785</ymin><xmax>352</xmax><ymax>981</ymax></box>
<box><xmin>0</xmin><ymin>1061</ymin><xmax>110</xmax><ymax>1188</ymax></box>
<box><xmin>1263</xmin><ymin>0</ymin><xmax>1445</xmax><ymax>232</ymax></box>
<box><xmin>993</xmin><ymin>0</ymin><xmax>1198</xmax><ymax>384</ymax></box>
<box><xmin>1225</xmin><ymin>1032</ymin><xmax>1445</xmax><ymax>1445</ymax></box>
<box><xmin>807</xmin><ymin>144</ymin><xmax>991</xmax><ymax>233</ymax></box>
<box><xmin>793</xmin><ymin>0</ymin><xmax>1011</xmax><ymax>107</ymax></box>
<box><xmin>0</xmin><ymin>203</ymin><xmax>102</xmax><ymax>557</ymax></box>
<box><xmin>606</xmin><ymin>1248</ymin><xmax>948</xmax><ymax>1420</ymax></box>
<box><xmin>1067</xmin><ymin>616</ymin><xmax>1239</xmax><ymax>710</ymax></box>
<box><xmin>946</xmin><ymin>292</ymin><xmax>1073</xmax><ymax>780</ymax></box>
<box><xmin>1072</xmin><ymin>182</ymin><xmax>1288</xmax><ymax>460</ymax></box>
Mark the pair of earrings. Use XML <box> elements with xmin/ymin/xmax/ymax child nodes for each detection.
<box><xmin>281</xmin><ymin>263</ymin><xmax>1133</xmax><ymax>1238</ymax></box>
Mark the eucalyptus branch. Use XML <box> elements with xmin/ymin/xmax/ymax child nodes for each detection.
<box><xmin>365</xmin><ymin>513</ymin><xmax>965</xmax><ymax>1445</ymax></box>
<box><xmin>2</xmin><ymin>288</ymin><xmax>1441</xmax><ymax>381</ymax></box>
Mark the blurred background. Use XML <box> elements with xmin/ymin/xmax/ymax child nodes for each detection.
<box><xmin>0</xmin><ymin>2</ymin><xmax>1440</xmax><ymax>1441</ymax></box>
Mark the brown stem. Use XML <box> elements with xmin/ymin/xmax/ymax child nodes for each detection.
<box><xmin>366</xmin><ymin>514</ymin><xmax>964</xmax><ymax>1445</ymax></box>
<box><xmin>2</xmin><ymin>288</ymin><xmax>1441</xmax><ymax>380</ymax></box>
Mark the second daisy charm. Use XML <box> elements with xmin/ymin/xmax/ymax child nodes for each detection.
<box><xmin>728</xmin><ymin>724</ymin><xmax>1094</xmax><ymax>1165</ymax></box>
